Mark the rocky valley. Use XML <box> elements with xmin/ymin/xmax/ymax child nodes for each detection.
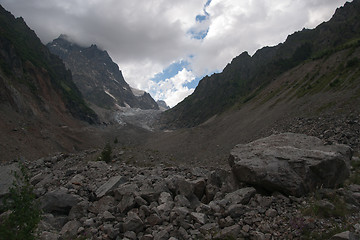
<box><xmin>1</xmin><ymin>1</ymin><xmax>360</xmax><ymax>240</ymax></box>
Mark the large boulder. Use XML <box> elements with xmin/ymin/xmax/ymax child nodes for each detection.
<box><xmin>40</xmin><ymin>189</ymin><xmax>82</xmax><ymax>214</ymax></box>
<box><xmin>229</xmin><ymin>133</ymin><xmax>352</xmax><ymax>196</ymax></box>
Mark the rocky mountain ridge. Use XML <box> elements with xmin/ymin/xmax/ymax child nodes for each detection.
<box><xmin>161</xmin><ymin>0</ymin><xmax>360</xmax><ymax>128</ymax></box>
<box><xmin>47</xmin><ymin>35</ymin><xmax>159</xmax><ymax>112</ymax></box>
<box><xmin>0</xmin><ymin>7</ymin><xmax>98</xmax><ymax>124</ymax></box>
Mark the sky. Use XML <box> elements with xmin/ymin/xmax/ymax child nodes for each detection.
<box><xmin>0</xmin><ymin>0</ymin><xmax>350</xmax><ymax>107</ymax></box>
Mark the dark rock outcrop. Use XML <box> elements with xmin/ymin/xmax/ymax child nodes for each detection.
<box><xmin>229</xmin><ymin>133</ymin><xmax>352</xmax><ymax>196</ymax></box>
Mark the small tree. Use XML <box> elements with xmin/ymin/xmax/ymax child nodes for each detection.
<box><xmin>98</xmin><ymin>143</ymin><xmax>112</xmax><ymax>163</ymax></box>
<box><xmin>0</xmin><ymin>163</ymin><xmax>41</xmax><ymax>240</ymax></box>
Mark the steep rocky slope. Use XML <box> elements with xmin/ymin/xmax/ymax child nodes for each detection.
<box><xmin>0</xmin><ymin>5</ymin><xmax>100</xmax><ymax>162</ymax></box>
<box><xmin>161</xmin><ymin>0</ymin><xmax>360</xmax><ymax>128</ymax></box>
<box><xmin>47</xmin><ymin>35</ymin><xmax>159</xmax><ymax>111</ymax></box>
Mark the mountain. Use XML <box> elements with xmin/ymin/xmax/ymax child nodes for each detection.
<box><xmin>161</xmin><ymin>0</ymin><xmax>360</xmax><ymax>128</ymax></box>
<box><xmin>0</xmin><ymin>4</ymin><xmax>100</xmax><ymax>162</ymax></box>
<box><xmin>47</xmin><ymin>35</ymin><xmax>159</xmax><ymax>111</ymax></box>
<box><xmin>0</xmin><ymin>8</ymin><xmax>98</xmax><ymax>124</ymax></box>
<box><xmin>156</xmin><ymin>100</ymin><xmax>170</xmax><ymax>111</ymax></box>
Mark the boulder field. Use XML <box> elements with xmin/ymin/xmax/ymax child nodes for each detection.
<box><xmin>0</xmin><ymin>133</ymin><xmax>360</xmax><ymax>239</ymax></box>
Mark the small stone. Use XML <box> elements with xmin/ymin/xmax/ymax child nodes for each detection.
<box><xmin>146</xmin><ymin>214</ymin><xmax>162</xmax><ymax>226</ymax></box>
<box><xmin>174</xmin><ymin>195</ymin><xmax>191</xmax><ymax>208</ymax></box>
<box><xmin>199</xmin><ymin>223</ymin><xmax>218</xmax><ymax>234</ymax></box>
<box><xmin>102</xmin><ymin>210</ymin><xmax>115</xmax><ymax>221</ymax></box>
<box><xmin>252</xmin><ymin>231</ymin><xmax>265</xmax><ymax>240</ymax></box>
<box><xmin>226</xmin><ymin>204</ymin><xmax>247</xmax><ymax>218</ymax></box>
<box><xmin>124</xmin><ymin>231</ymin><xmax>137</xmax><ymax>240</ymax></box>
<box><xmin>242</xmin><ymin>224</ymin><xmax>250</xmax><ymax>233</ymax></box>
<box><xmin>190</xmin><ymin>212</ymin><xmax>207</xmax><ymax>225</ymax></box>
<box><xmin>40</xmin><ymin>231</ymin><xmax>60</xmax><ymax>240</ymax></box>
<box><xmin>224</xmin><ymin>187</ymin><xmax>256</xmax><ymax>205</ymax></box>
<box><xmin>118</xmin><ymin>193</ymin><xmax>135</xmax><ymax>213</ymax></box>
<box><xmin>265</xmin><ymin>208</ymin><xmax>277</xmax><ymax>217</ymax></box>
<box><xmin>214</xmin><ymin>224</ymin><xmax>241</xmax><ymax>239</ymax></box>
<box><xmin>141</xmin><ymin>234</ymin><xmax>154</xmax><ymax>240</ymax></box>
<box><xmin>159</xmin><ymin>192</ymin><xmax>172</xmax><ymax>204</ymax></box>
<box><xmin>153</xmin><ymin>229</ymin><xmax>169</xmax><ymax>240</ymax></box>
<box><xmin>123</xmin><ymin>212</ymin><xmax>144</xmax><ymax>233</ymax></box>
<box><xmin>59</xmin><ymin>220</ymin><xmax>81</xmax><ymax>239</ymax></box>
<box><xmin>84</xmin><ymin>218</ymin><xmax>95</xmax><ymax>227</ymax></box>
<box><xmin>135</xmin><ymin>196</ymin><xmax>148</xmax><ymax>206</ymax></box>
<box><xmin>330</xmin><ymin>231</ymin><xmax>350</xmax><ymax>240</ymax></box>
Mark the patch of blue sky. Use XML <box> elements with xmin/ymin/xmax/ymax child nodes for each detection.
<box><xmin>188</xmin><ymin>28</ymin><xmax>209</xmax><ymax>40</ymax></box>
<box><xmin>196</xmin><ymin>14</ymin><xmax>207</xmax><ymax>22</ymax></box>
<box><xmin>184</xmin><ymin>76</ymin><xmax>202</xmax><ymax>89</ymax></box>
<box><xmin>205</xmin><ymin>0</ymin><xmax>212</xmax><ymax>8</ymax></box>
<box><xmin>151</xmin><ymin>60</ymin><xmax>190</xmax><ymax>83</ymax></box>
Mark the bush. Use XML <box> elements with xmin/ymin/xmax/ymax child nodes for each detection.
<box><xmin>0</xmin><ymin>163</ymin><xmax>41</xmax><ymax>240</ymax></box>
<box><xmin>98</xmin><ymin>143</ymin><xmax>112</xmax><ymax>163</ymax></box>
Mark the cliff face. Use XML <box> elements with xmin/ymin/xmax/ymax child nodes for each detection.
<box><xmin>161</xmin><ymin>0</ymin><xmax>360</xmax><ymax>128</ymax></box>
<box><xmin>0</xmin><ymin>7</ymin><xmax>98</xmax><ymax>124</ymax></box>
<box><xmin>47</xmin><ymin>35</ymin><xmax>159</xmax><ymax>111</ymax></box>
<box><xmin>0</xmin><ymin>5</ymin><xmax>100</xmax><ymax>162</ymax></box>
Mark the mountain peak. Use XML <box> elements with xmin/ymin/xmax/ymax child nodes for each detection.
<box><xmin>47</xmin><ymin>37</ymin><xmax>159</xmax><ymax>111</ymax></box>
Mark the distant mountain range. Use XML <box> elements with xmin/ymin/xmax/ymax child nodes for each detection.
<box><xmin>161</xmin><ymin>0</ymin><xmax>360</xmax><ymax>128</ymax></box>
<box><xmin>47</xmin><ymin>35</ymin><xmax>159</xmax><ymax>111</ymax></box>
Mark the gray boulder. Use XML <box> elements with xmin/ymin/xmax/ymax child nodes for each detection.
<box><xmin>95</xmin><ymin>175</ymin><xmax>127</xmax><ymax>198</ymax></box>
<box><xmin>59</xmin><ymin>220</ymin><xmax>81</xmax><ymax>239</ymax></box>
<box><xmin>224</xmin><ymin>187</ymin><xmax>256</xmax><ymax>205</ymax></box>
<box><xmin>0</xmin><ymin>163</ymin><xmax>19</xmax><ymax>197</ymax></box>
<box><xmin>122</xmin><ymin>212</ymin><xmax>144</xmax><ymax>233</ymax></box>
<box><xmin>40</xmin><ymin>189</ymin><xmax>82</xmax><ymax>214</ymax></box>
<box><xmin>229</xmin><ymin>133</ymin><xmax>352</xmax><ymax>196</ymax></box>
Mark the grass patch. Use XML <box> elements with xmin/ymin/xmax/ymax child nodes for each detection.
<box><xmin>302</xmin><ymin>192</ymin><xmax>348</xmax><ymax>219</ymax></box>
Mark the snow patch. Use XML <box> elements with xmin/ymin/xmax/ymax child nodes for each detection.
<box><xmin>104</xmin><ymin>89</ymin><xmax>117</xmax><ymax>101</ymax></box>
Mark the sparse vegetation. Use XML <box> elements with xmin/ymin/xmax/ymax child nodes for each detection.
<box><xmin>346</xmin><ymin>158</ymin><xmax>360</xmax><ymax>185</ymax></box>
<box><xmin>97</xmin><ymin>143</ymin><xmax>112</xmax><ymax>163</ymax></box>
<box><xmin>0</xmin><ymin>163</ymin><xmax>41</xmax><ymax>240</ymax></box>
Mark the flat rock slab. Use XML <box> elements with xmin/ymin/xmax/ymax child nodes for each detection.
<box><xmin>95</xmin><ymin>175</ymin><xmax>127</xmax><ymax>198</ymax></box>
<box><xmin>229</xmin><ymin>133</ymin><xmax>352</xmax><ymax>196</ymax></box>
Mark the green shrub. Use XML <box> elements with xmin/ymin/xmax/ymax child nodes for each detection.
<box><xmin>302</xmin><ymin>194</ymin><xmax>348</xmax><ymax>219</ymax></box>
<box><xmin>0</xmin><ymin>163</ymin><xmax>41</xmax><ymax>240</ymax></box>
<box><xmin>98</xmin><ymin>143</ymin><xmax>112</xmax><ymax>163</ymax></box>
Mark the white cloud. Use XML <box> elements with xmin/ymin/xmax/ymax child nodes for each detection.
<box><xmin>0</xmin><ymin>0</ymin><xmax>350</xmax><ymax>107</ymax></box>
<box><xmin>151</xmin><ymin>68</ymin><xmax>195</xmax><ymax>108</ymax></box>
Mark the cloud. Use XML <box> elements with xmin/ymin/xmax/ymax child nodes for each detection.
<box><xmin>150</xmin><ymin>68</ymin><xmax>195</xmax><ymax>108</ymax></box>
<box><xmin>0</xmin><ymin>0</ymin><xmax>350</xmax><ymax>106</ymax></box>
